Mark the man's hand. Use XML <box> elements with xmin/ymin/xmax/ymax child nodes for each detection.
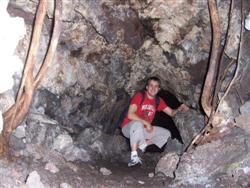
<box><xmin>143</xmin><ymin>120</ymin><xmax>154</xmax><ymax>133</ymax></box>
<box><xmin>178</xmin><ymin>104</ymin><xmax>189</xmax><ymax>112</ymax></box>
<box><xmin>146</xmin><ymin>124</ymin><xmax>154</xmax><ymax>133</ymax></box>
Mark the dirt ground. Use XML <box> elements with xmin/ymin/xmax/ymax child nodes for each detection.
<box><xmin>0</xmin><ymin>153</ymin><xmax>172</xmax><ymax>188</ymax></box>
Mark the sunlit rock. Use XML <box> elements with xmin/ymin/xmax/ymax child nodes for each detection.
<box><xmin>12</xmin><ymin>123</ymin><xmax>26</xmax><ymax>139</ymax></box>
<box><xmin>100</xmin><ymin>167</ymin><xmax>112</xmax><ymax>176</ymax></box>
<box><xmin>44</xmin><ymin>162</ymin><xmax>59</xmax><ymax>174</ymax></box>
<box><xmin>0</xmin><ymin>90</ymin><xmax>15</xmax><ymax>113</ymax></box>
<box><xmin>60</xmin><ymin>183</ymin><xmax>73</xmax><ymax>188</ymax></box>
<box><xmin>53</xmin><ymin>134</ymin><xmax>73</xmax><ymax>152</ymax></box>
<box><xmin>245</xmin><ymin>12</ymin><xmax>250</xmax><ymax>30</ymax></box>
<box><xmin>26</xmin><ymin>171</ymin><xmax>45</xmax><ymax>188</ymax></box>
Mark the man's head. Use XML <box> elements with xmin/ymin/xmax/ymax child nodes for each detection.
<box><xmin>145</xmin><ymin>76</ymin><xmax>161</xmax><ymax>98</ymax></box>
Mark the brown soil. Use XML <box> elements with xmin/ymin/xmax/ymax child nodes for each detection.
<box><xmin>0</xmin><ymin>154</ymin><xmax>172</xmax><ymax>188</ymax></box>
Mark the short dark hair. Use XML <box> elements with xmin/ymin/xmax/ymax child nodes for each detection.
<box><xmin>146</xmin><ymin>76</ymin><xmax>161</xmax><ymax>87</ymax></box>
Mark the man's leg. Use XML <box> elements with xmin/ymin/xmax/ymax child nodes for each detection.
<box><xmin>122</xmin><ymin>121</ymin><xmax>145</xmax><ymax>166</ymax></box>
<box><xmin>144</xmin><ymin>126</ymin><xmax>170</xmax><ymax>149</ymax></box>
<box><xmin>122</xmin><ymin>120</ymin><xmax>146</xmax><ymax>150</ymax></box>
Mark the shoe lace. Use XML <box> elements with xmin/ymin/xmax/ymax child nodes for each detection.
<box><xmin>132</xmin><ymin>155</ymin><xmax>142</xmax><ymax>164</ymax></box>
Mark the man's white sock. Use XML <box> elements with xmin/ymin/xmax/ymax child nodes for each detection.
<box><xmin>131</xmin><ymin>151</ymin><xmax>138</xmax><ymax>157</ymax></box>
<box><xmin>139</xmin><ymin>142</ymin><xmax>147</xmax><ymax>152</ymax></box>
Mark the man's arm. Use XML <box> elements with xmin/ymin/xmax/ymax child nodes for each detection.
<box><xmin>162</xmin><ymin>106</ymin><xmax>178</xmax><ymax>117</ymax></box>
<box><xmin>162</xmin><ymin>104</ymin><xmax>189</xmax><ymax>117</ymax></box>
<box><xmin>127</xmin><ymin>104</ymin><xmax>153</xmax><ymax>132</ymax></box>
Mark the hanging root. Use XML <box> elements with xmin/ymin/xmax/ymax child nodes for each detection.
<box><xmin>186</xmin><ymin>0</ymin><xmax>222</xmax><ymax>151</ymax></box>
<box><xmin>187</xmin><ymin>0</ymin><xmax>245</xmax><ymax>151</ymax></box>
<box><xmin>201</xmin><ymin>0</ymin><xmax>222</xmax><ymax>118</ymax></box>
<box><xmin>0</xmin><ymin>0</ymin><xmax>61</xmax><ymax>155</ymax></box>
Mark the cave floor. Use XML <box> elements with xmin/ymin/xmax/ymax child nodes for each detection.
<box><xmin>0</xmin><ymin>154</ymin><xmax>171</xmax><ymax>188</ymax></box>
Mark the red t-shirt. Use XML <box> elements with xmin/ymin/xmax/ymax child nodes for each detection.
<box><xmin>121</xmin><ymin>92</ymin><xmax>168</xmax><ymax>128</ymax></box>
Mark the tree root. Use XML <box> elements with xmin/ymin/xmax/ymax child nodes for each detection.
<box><xmin>0</xmin><ymin>0</ymin><xmax>61</xmax><ymax>155</ymax></box>
<box><xmin>201</xmin><ymin>0</ymin><xmax>222</xmax><ymax>118</ymax></box>
<box><xmin>187</xmin><ymin>0</ymin><xmax>241</xmax><ymax>151</ymax></box>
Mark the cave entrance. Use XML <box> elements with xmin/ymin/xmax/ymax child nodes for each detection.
<box><xmin>115</xmin><ymin>89</ymin><xmax>184</xmax><ymax>153</ymax></box>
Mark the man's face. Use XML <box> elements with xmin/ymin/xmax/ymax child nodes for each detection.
<box><xmin>146</xmin><ymin>80</ymin><xmax>160</xmax><ymax>98</ymax></box>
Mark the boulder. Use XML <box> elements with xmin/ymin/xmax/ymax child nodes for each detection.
<box><xmin>175</xmin><ymin>128</ymin><xmax>250</xmax><ymax>185</ymax></box>
<box><xmin>155</xmin><ymin>152</ymin><xmax>179</xmax><ymax>178</ymax></box>
<box><xmin>164</xmin><ymin>138</ymin><xmax>184</xmax><ymax>155</ymax></box>
<box><xmin>235</xmin><ymin>100</ymin><xmax>250</xmax><ymax>135</ymax></box>
<box><xmin>53</xmin><ymin>134</ymin><xmax>73</xmax><ymax>153</ymax></box>
<box><xmin>64</xmin><ymin>146</ymin><xmax>90</xmax><ymax>162</ymax></box>
<box><xmin>173</xmin><ymin>109</ymin><xmax>204</xmax><ymax>147</ymax></box>
<box><xmin>26</xmin><ymin>171</ymin><xmax>45</xmax><ymax>188</ymax></box>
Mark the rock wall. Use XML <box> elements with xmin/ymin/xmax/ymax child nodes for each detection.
<box><xmin>173</xmin><ymin>128</ymin><xmax>250</xmax><ymax>186</ymax></box>
<box><xmin>1</xmin><ymin>1</ymin><xmax>250</xmax><ymax>185</ymax></box>
<box><xmin>5</xmin><ymin>1</ymin><xmax>209</xmax><ymax>133</ymax></box>
<box><xmin>5</xmin><ymin>0</ymin><xmax>243</xmax><ymax>139</ymax></box>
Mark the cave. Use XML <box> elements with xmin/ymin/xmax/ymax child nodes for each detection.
<box><xmin>1</xmin><ymin>0</ymin><xmax>250</xmax><ymax>187</ymax></box>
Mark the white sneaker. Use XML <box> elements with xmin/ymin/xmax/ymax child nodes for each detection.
<box><xmin>128</xmin><ymin>155</ymin><xmax>142</xmax><ymax>167</ymax></box>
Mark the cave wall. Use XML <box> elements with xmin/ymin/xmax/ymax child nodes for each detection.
<box><xmin>4</xmin><ymin>0</ymin><xmax>238</xmax><ymax>134</ymax></box>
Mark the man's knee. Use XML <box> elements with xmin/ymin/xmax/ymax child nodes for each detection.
<box><xmin>153</xmin><ymin>127</ymin><xmax>171</xmax><ymax>148</ymax></box>
<box><xmin>129</xmin><ymin>121</ymin><xmax>144</xmax><ymax>138</ymax></box>
<box><xmin>129</xmin><ymin>121</ymin><xmax>145</xmax><ymax>145</ymax></box>
<box><xmin>155</xmin><ymin>127</ymin><xmax>170</xmax><ymax>139</ymax></box>
<box><xmin>162</xmin><ymin>129</ymin><xmax>171</xmax><ymax>138</ymax></box>
<box><xmin>130</xmin><ymin>120</ymin><xmax>144</xmax><ymax>131</ymax></box>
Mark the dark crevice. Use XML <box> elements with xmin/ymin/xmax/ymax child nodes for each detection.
<box><xmin>140</xmin><ymin>18</ymin><xmax>159</xmax><ymax>40</ymax></box>
<box><xmin>153</xmin><ymin>89</ymin><xmax>183</xmax><ymax>143</ymax></box>
<box><xmin>163</xmin><ymin>51</ymin><xmax>179</xmax><ymax>68</ymax></box>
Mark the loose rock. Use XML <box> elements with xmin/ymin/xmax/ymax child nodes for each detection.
<box><xmin>60</xmin><ymin>182</ymin><xmax>73</xmax><ymax>188</ymax></box>
<box><xmin>100</xmin><ymin>167</ymin><xmax>112</xmax><ymax>176</ymax></box>
<box><xmin>26</xmin><ymin>171</ymin><xmax>45</xmax><ymax>188</ymax></box>
<box><xmin>45</xmin><ymin>162</ymin><xmax>59</xmax><ymax>174</ymax></box>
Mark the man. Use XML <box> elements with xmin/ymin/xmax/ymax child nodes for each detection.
<box><xmin>121</xmin><ymin>76</ymin><xmax>188</xmax><ymax>167</ymax></box>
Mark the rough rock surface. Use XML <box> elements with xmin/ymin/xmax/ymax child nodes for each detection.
<box><xmin>1</xmin><ymin>0</ymin><xmax>250</xmax><ymax>187</ymax></box>
<box><xmin>5</xmin><ymin>0</ymin><xmax>224</xmax><ymax>134</ymax></box>
<box><xmin>26</xmin><ymin>171</ymin><xmax>45</xmax><ymax>188</ymax></box>
<box><xmin>174</xmin><ymin>128</ymin><xmax>250</xmax><ymax>185</ymax></box>
<box><xmin>164</xmin><ymin>138</ymin><xmax>184</xmax><ymax>155</ymax></box>
<box><xmin>173</xmin><ymin>109</ymin><xmax>204</xmax><ymax>147</ymax></box>
<box><xmin>9</xmin><ymin>111</ymin><xmax>129</xmax><ymax>164</ymax></box>
<box><xmin>155</xmin><ymin>152</ymin><xmax>179</xmax><ymax>178</ymax></box>
<box><xmin>235</xmin><ymin>100</ymin><xmax>250</xmax><ymax>134</ymax></box>
<box><xmin>3</xmin><ymin>0</ymin><xmax>244</xmax><ymax>140</ymax></box>
<box><xmin>77</xmin><ymin>127</ymin><xmax>129</xmax><ymax>162</ymax></box>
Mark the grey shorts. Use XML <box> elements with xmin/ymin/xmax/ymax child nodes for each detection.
<box><xmin>122</xmin><ymin>120</ymin><xmax>170</xmax><ymax>148</ymax></box>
